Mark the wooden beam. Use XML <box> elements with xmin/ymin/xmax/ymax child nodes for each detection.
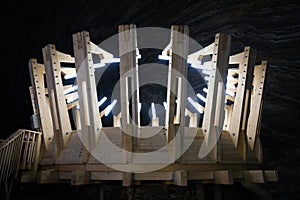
<box><xmin>29</xmin><ymin>59</ymin><xmax>54</xmax><ymax>150</ymax></box>
<box><xmin>243</xmin><ymin>170</ymin><xmax>264</xmax><ymax>183</ymax></box>
<box><xmin>119</xmin><ymin>24</ymin><xmax>138</xmax><ymax>161</ymax></box>
<box><xmin>201</xmin><ymin>33</ymin><xmax>231</xmax><ymax>161</ymax></box>
<box><xmin>122</xmin><ymin>172</ymin><xmax>133</xmax><ymax>186</ymax></box>
<box><xmin>42</xmin><ymin>45</ymin><xmax>73</xmax><ymax>153</ymax></box>
<box><xmin>214</xmin><ymin>170</ymin><xmax>233</xmax><ymax>185</ymax></box>
<box><xmin>264</xmin><ymin>170</ymin><xmax>278</xmax><ymax>182</ymax></box>
<box><xmin>37</xmin><ymin>170</ymin><xmax>58</xmax><ymax>183</ymax></box>
<box><xmin>173</xmin><ymin>170</ymin><xmax>188</xmax><ymax>186</ymax></box>
<box><xmin>71</xmin><ymin>171</ymin><xmax>90</xmax><ymax>185</ymax></box>
<box><xmin>247</xmin><ymin>61</ymin><xmax>267</xmax><ymax>150</ymax></box>
<box><xmin>165</xmin><ymin>25</ymin><xmax>189</xmax><ymax>160</ymax></box>
<box><xmin>73</xmin><ymin>31</ymin><xmax>103</xmax><ymax>150</ymax></box>
<box><xmin>227</xmin><ymin>47</ymin><xmax>256</xmax><ymax>161</ymax></box>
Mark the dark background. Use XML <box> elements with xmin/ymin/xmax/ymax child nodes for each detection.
<box><xmin>1</xmin><ymin>0</ymin><xmax>299</xmax><ymax>199</ymax></box>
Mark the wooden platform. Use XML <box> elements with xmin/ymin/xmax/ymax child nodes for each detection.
<box><xmin>30</xmin><ymin>127</ymin><xmax>277</xmax><ymax>186</ymax></box>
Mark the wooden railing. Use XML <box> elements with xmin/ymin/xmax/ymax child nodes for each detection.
<box><xmin>0</xmin><ymin>129</ymin><xmax>42</xmax><ymax>199</ymax></box>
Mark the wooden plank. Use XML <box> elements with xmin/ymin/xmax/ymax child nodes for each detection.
<box><xmin>223</xmin><ymin>104</ymin><xmax>233</xmax><ymax>130</ymax></box>
<box><xmin>73</xmin><ymin>31</ymin><xmax>102</xmax><ymax>150</ymax></box>
<box><xmin>264</xmin><ymin>170</ymin><xmax>278</xmax><ymax>182</ymax></box>
<box><xmin>123</xmin><ymin>172</ymin><xmax>133</xmax><ymax>186</ymax></box>
<box><xmin>42</xmin><ymin>45</ymin><xmax>72</xmax><ymax>152</ymax></box>
<box><xmin>173</xmin><ymin>25</ymin><xmax>189</xmax><ymax>160</ymax></box>
<box><xmin>29</xmin><ymin>87</ymin><xmax>38</xmax><ymax>116</ymax></box>
<box><xmin>247</xmin><ymin>61</ymin><xmax>267</xmax><ymax>150</ymax></box>
<box><xmin>214</xmin><ymin>170</ymin><xmax>233</xmax><ymax>185</ymax></box>
<box><xmin>134</xmin><ymin>172</ymin><xmax>173</xmax><ymax>180</ymax></box>
<box><xmin>119</xmin><ymin>24</ymin><xmax>138</xmax><ymax>161</ymax></box>
<box><xmin>164</xmin><ymin>25</ymin><xmax>189</xmax><ymax>161</ymax></box>
<box><xmin>188</xmin><ymin>42</ymin><xmax>214</xmax><ymax>61</ymax></box>
<box><xmin>229</xmin><ymin>52</ymin><xmax>243</xmax><ymax>64</ymax></box>
<box><xmin>58</xmin><ymin>171</ymin><xmax>72</xmax><ymax>179</ymax></box>
<box><xmin>29</xmin><ymin>59</ymin><xmax>54</xmax><ymax>150</ymax></box>
<box><xmin>173</xmin><ymin>170</ymin><xmax>187</xmax><ymax>186</ymax></box>
<box><xmin>71</xmin><ymin>171</ymin><xmax>90</xmax><ymax>185</ymax></box>
<box><xmin>37</xmin><ymin>170</ymin><xmax>58</xmax><ymax>184</ymax></box>
<box><xmin>243</xmin><ymin>170</ymin><xmax>264</xmax><ymax>183</ymax></box>
<box><xmin>90</xmin><ymin>172</ymin><xmax>123</xmax><ymax>180</ymax></box>
<box><xmin>42</xmin><ymin>162</ymin><xmax>262</xmax><ymax>173</ymax></box>
<box><xmin>56</xmin><ymin>131</ymin><xmax>89</xmax><ymax>164</ymax></box>
<box><xmin>201</xmin><ymin>33</ymin><xmax>231</xmax><ymax>161</ymax></box>
<box><xmin>187</xmin><ymin>171</ymin><xmax>214</xmax><ymax>180</ymax></box>
<box><xmin>227</xmin><ymin>47</ymin><xmax>256</xmax><ymax>161</ymax></box>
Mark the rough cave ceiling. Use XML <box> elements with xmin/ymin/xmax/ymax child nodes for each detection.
<box><xmin>1</xmin><ymin>0</ymin><xmax>299</xmax><ymax>198</ymax></box>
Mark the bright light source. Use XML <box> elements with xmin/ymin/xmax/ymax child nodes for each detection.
<box><xmin>98</xmin><ymin>96</ymin><xmax>107</xmax><ymax>107</ymax></box>
<box><xmin>187</xmin><ymin>97</ymin><xmax>203</xmax><ymax>114</ymax></box>
<box><xmin>197</xmin><ymin>93</ymin><xmax>206</xmax><ymax>103</ymax></box>
<box><xmin>104</xmin><ymin>99</ymin><xmax>117</xmax><ymax>116</ymax></box>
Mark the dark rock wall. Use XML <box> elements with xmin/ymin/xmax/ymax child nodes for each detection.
<box><xmin>1</xmin><ymin>0</ymin><xmax>299</xmax><ymax>199</ymax></box>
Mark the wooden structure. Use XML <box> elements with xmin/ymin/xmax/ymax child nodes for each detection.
<box><xmin>0</xmin><ymin>24</ymin><xmax>277</xmax><ymax>199</ymax></box>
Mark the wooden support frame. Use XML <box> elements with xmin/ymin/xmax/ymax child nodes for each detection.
<box><xmin>246</xmin><ymin>61</ymin><xmax>267</xmax><ymax>163</ymax></box>
<box><xmin>247</xmin><ymin>61</ymin><xmax>267</xmax><ymax>149</ymax></box>
<box><xmin>165</xmin><ymin>25</ymin><xmax>189</xmax><ymax>160</ymax></box>
<box><xmin>118</xmin><ymin>24</ymin><xmax>139</xmax><ymax>166</ymax></box>
<box><xmin>227</xmin><ymin>47</ymin><xmax>256</xmax><ymax>161</ymax></box>
<box><xmin>8</xmin><ymin>24</ymin><xmax>276</xmax><ymax>192</ymax></box>
<box><xmin>201</xmin><ymin>33</ymin><xmax>231</xmax><ymax>161</ymax></box>
<box><xmin>73</xmin><ymin>31</ymin><xmax>102</xmax><ymax>150</ymax></box>
<box><xmin>29</xmin><ymin>59</ymin><xmax>54</xmax><ymax>150</ymax></box>
<box><xmin>42</xmin><ymin>45</ymin><xmax>74</xmax><ymax>155</ymax></box>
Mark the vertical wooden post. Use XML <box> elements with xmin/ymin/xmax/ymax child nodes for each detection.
<box><xmin>201</xmin><ymin>33</ymin><xmax>231</xmax><ymax>161</ymax></box>
<box><xmin>29</xmin><ymin>59</ymin><xmax>54</xmax><ymax>150</ymax></box>
<box><xmin>223</xmin><ymin>104</ymin><xmax>233</xmax><ymax>130</ymax></box>
<box><xmin>42</xmin><ymin>44</ymin><xmax>72</xmax><ymax>155</ymax></box>
<box><xmin>227</xmin><ymin>47</ymin><xmax>256</xmax><ymax>160</ymax></box>
<box><xmin>247</xmin><ymin>61</ymin><xmax>267</xmax><ymax>163</ymax></box>
<box><xmin>32</xmin><ymin>133</ymin><xmax>42</xmax><ymax>181</ymax></box>
<box><xmin>165</xmin><ymin>25</ymin><xmax>189</xmax><ymax>159</ymax></box>
<box><xmin>73</xmin><ymin>31</ymin><xmax>102</xmax><ymax>150</ymax></box>
<box><xmin>119</xmin><ymin>24</ymin><xmax>139</xmax><ymax>165</ymax></box>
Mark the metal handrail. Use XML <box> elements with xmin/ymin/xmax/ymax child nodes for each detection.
<box><xmin>0</xmin><ymin>129</ymin><xmax>42</xmax><ymax>184</ymax></box>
